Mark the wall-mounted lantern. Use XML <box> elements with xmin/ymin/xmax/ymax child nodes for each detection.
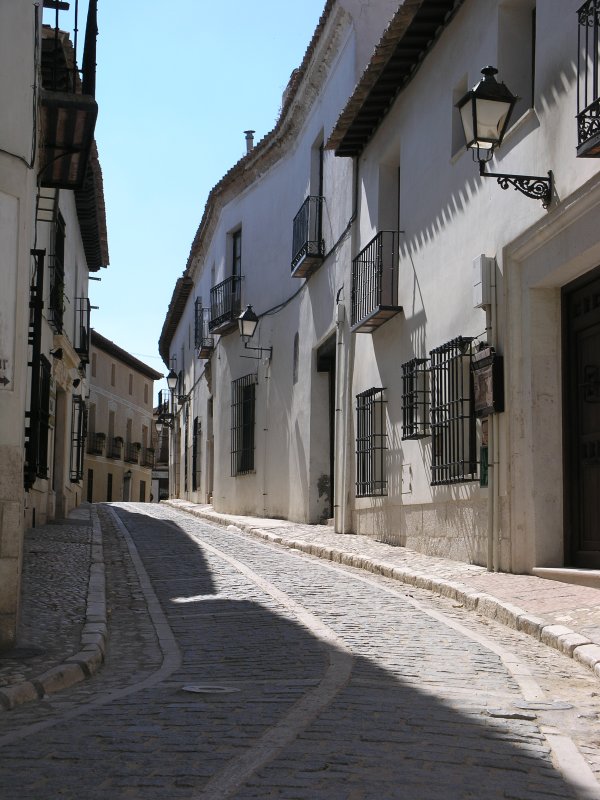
<box><xmin>237</xmin><ymin>305</ymin><xmax>273</xmax><ymax>361</ymax></box>
<box><xmin>456</xmin><ymin>67</ymin><xmax>553</xmax><ymax>208</ymax></box>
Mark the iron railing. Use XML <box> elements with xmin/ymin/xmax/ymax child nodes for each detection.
<box><xmin>401</xmin><ymin>359</ymin><xmax>430</xmax><ymax>439</ymax></box>
<box><xmin>86</xmin><ymin>432</ymin><xmax>105</xmax><ymax>455</ymax></box>
<box><xmin>48</xmin><ymin>257</ymin><xmax>65</xmax><ymax>334</ymax></box>
<box><xmin>577</xmin><ymin>1</ymin><xmax>600</xmax><ymax>155</ymax></box>
<box><xmin>355</xmin><ymin>388</ymin><xmax>387</xmax><ymax>497</ymax></box>
<box><xmin>124</xmin><ymin>442</ymin><xmax>140</xmax><ymax>464</ymax></box>
<box><xmin>74</xmin><ymin>297</ymin><xmax>91</xmax><ymax>363</ymax></box>
<box><xmin>107</xmin><ymin>437</ymin><xmax>122</xmax><ymax>459</ymax></box>
<box><xmin>69</xmin><ymin>396</ymin><xmax>87</xmax><ymax>482</ymax></box>
<box><xmin>351</xmin><ymin>231</ymin><xmax>400</xmax><ymax>329</ymax></box>
<box><xmin>291</xmin><ymin>196</ymin><xmax>324</xmax><ymax>272</ymax></box>
<box><xmin>231</xmin><ymin>373</ymin><xmax>256</xmax><ymax>476</ymax></box>
<box><xmin>209</xmin><ymin>275</ymin><xmax>242</xmax><ymax>332</ymax></box>
<box><xmin>141</xmin><ymin>447</ymin><xmax>155</xmax><ymax>468</ymax></box>
<box><xmin>430</xmin><ymin>337</ymin><xmax>477</xmax><ymax>486</ymax></box>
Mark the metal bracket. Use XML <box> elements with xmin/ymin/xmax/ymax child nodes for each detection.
<box><xmin>479</xmin><ymin>163</ymin><xmax>553</xmax><ymax>209</ymax></box>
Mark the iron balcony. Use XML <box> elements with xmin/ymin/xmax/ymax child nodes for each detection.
<box><xmin>351</xmin><ymin>230</ymin><xmax>403</xmax><ymax>333</ymax></box>
<box><xmin>209</xmin><ymin>275</ymin><xmax>242</xmax><ymax>334</ymax></box>
<box><xmin>291</xmin><ymin>196</ymin><xmax>324</xmax><ymax>278</ymax></box>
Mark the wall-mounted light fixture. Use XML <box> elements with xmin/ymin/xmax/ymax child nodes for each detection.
<box><xmin>156</xmin><ymin>386</ymin><xmax>175</xmax><ymax>434</ymax></box>
<box><xmin>456</xmin><ymin>67</ymin><xmax>552</xmax><ymax>208</ymax></box>
<box><xmin>238</xmin><ymin>305</ymin><xmax>273</xmax><ymax>360</ymax></box>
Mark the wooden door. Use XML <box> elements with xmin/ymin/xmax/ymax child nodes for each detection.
<box><xmin>564</xmin><ymin>269</ymin><xmax>600</xmax><ymax>567</ymax></box>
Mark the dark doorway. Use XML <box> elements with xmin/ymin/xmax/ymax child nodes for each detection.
<box><xmin>87</xmin><ymin>468</ymin><xmax>93</xmax><ymax>503</ymax></box>
<box><xmin>564</xmin><ymin>267</ymin><xmax>600</xmax><ymax>567</ymax></box>
<box><xmin>317</xmin><ymin>334</ymin><xmax>336</xmax><ymax>520</ymax></box>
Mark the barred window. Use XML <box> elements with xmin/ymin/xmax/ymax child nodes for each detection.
<box><xmin>430</xmin><ymin>337</ymin><xmax>477</xmax><ymax>486</ymax></box>
<box><xmin>577</xmin><ymin>1</ymin><xmax>600</xmax><ymax>156</ymax></box>
<box><xmin>231</xmin><ymin>374</ymin><xmax>256</xmax><ymax>476</ymax></box>
<box><xmin>401</xmin><ymin>358</ymin><xmax>430</xmax><ymax>439</ymax></box>
<box><xmin>192</xmin><ymin>416</ymin><xmax>201</xmax><ymax>491</ymax></box>
<box><xmin>70</xmin><ymin>396</ymin><xmax>87</xmax><ymax>483</ymax></box>
<box><xmin>356</xmin><ymin>388</ymin><xmax>387</xmax><ymax>497</ymax></box>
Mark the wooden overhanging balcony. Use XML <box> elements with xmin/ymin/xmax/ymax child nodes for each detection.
<box><xmin>39</xmin><ymin>3</ymin><xmax>98</xmax><ymax>189</ymax></box>
<box><xmin>209</xmin><ymin>275</ymin><xmax>242</xmax><ymax>335</ymax></box>
<box><xmin>351</xmin><ymin>231</ymin><xmax>402</xmax><ymax>333</ymax></box>
<box><xmin>198</xmin><ymin>306</ymin><xmax>214</xmax><ymax>358</ymax></box>
<box><xmin>291</xmin><ymin>196</ymin><xmax>324</xmax><ymax>278</ymax></box>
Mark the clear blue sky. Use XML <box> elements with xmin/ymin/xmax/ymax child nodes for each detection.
<box><xmin>45</xmin><ymin>1</ymin><xmax>326</xmax><ymax>399</ymax></box>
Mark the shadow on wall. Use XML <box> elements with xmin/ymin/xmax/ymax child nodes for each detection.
<box><xmin>90</xmin><ymin>503</ymin><xmax>588</xmax><ymax>800</ymax></box>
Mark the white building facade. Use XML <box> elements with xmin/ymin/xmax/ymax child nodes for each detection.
<box><xmin>0</xmin><ymin>1</ymin><xmax>108</xmax><ymax>646</ymax></box>
<box><xmin>161</xmin><ymin>0</ymin><xmax>600</xmax><ymax>578</ymax></box>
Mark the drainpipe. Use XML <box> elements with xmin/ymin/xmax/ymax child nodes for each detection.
<box><xmin>485</xmin><ymin>257</ymin><xmax>500</xmax><ymax>572</ymax></box>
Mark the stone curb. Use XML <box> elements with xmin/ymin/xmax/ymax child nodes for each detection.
<box><xmin>0</xmin><ymin>506</ymin><xmax>107</xmax><ymax>712</ymax></box>
<box><xmin>166</xmin><ymin>500</ymin><xmax>600</xmax><ymax>682</ymax></box>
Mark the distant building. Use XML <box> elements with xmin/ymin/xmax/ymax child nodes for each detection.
<box><xmin>84</xmin><ymin>331</ymin><xmax>162</xmax><ymax>504</ymax></box>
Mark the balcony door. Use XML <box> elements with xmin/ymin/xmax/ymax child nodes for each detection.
<box><xmin>564</xmin><ymin>267</ymin><xmax>600</xmax><ymax>567</ymax></box>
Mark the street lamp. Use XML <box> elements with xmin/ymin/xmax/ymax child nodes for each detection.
<box><xmin>456</xmin><ymin>67</ymin><xmax>552</xmax><ymax>208</ymax></box>
<box><xmin>237</xmin><ymin>305</ymin><xmax>273</xmax><ymax>361</ymax></box>
<box><xmin>166</xmin><ymin>369</ymin><xmax>178</xmax><ymax>393</ymax></box>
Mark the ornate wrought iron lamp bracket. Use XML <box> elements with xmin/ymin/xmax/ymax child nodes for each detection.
<box><xmin>479</xmin><ymin>162</ymin><xmax>553</xmax><ymax>209</ymax></box>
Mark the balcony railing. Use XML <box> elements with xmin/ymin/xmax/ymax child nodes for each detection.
<box><xmin>141</xmin><ymin>447</ymin><xmax>155</xmax><ymax>468</ymax></box>
<box><xmin>197</xmin><ymin>306</ymin><xmax>214</xmax><ymax>358</ymax></box>
<box><xmin>351</xmin><ymin>231</ymin><xmax>402</xmax><ymax>333</ymax></box>
<box><xmin>107</xmin><ymin>437</ymin><xmax>122</xmax><ymax>459</ymax></box>
<box><xmin>291</xmin><ymin>196</ymin><xmax>324</xmax><ymax>278</ymax></box>
<box><xmin>74</xmin><ymin>297</ymin><xmax>91</xmax><ymax>363</ymax></box>
<box><xmin>577</xmin><ymin>1</ymin><xmax>600</xmax><ymax>156</ymax></box>
<box><xmin>86</xmin><ymin>432</ymin><xmax>105</xmax><ymax>455</ymax></box>
<box><xmin>209</xmin><ymin>275</ymin><xmax>242</xmax><ymax>334</ymax></box>
<box><xmin>124</xmin><ymin>442</ymin><xmax>140</xmax><ymax>464</ymax></box>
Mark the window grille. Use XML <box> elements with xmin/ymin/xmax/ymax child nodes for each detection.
<box><xmin>194</xmin><ymin>297</ymin><xmax>203</xmax><ymax>348</ymax></box>
<box><xmin>291</xmin><ymin>195</ymin><xmax>324</xmax><ymax>272</ymax></box>
<box><xmin>430</xmin><ymin>337</ymin><xmax>477</xmax><ymax>486</ymax></box>
<box><xmin>356</xmin><ymin>387</ymin><xmax>387</xmax><ymax>497</ymax></box>
<box><xmin>231</xmin><ymin>373</ymin><xmax>257</xmax><ymax>476</ymax></box>
<box><xmin>578</xmin><ymin>1</ymin><xmax>600</xmax><ymax>156</ymax></box>
<box><xmin>74</xmin><ymin>297</ymin><xmax>91</xmax><ymax>362</ymax></box>
<box><xmin>70</xmin><ymin>396</ymin><xmax>87</xmax><ymax>482</ymax></box>
<box><xmin>192</xmin><ymin>416</ymin><xmax>201</xmax><ymax>491</ymax></box>
<box><xmin>351</xmin><ymin>230</ymin><xmax>401</xmax><ymax>332</ymax></box>
<box><xmin>48</xmin><ymin>215</ymin><xmax>65</xmax><ymax>334</ymax></box>
<box><xmin>401</xmin><ymin>358</ymin><xmax>430</xmax><ymax>439</ymax></box>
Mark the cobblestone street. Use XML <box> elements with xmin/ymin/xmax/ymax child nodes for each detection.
<box><xmin>0</xmin><ymin>503</ymin><xmax>599</xmax><ymax>799</ymax></box>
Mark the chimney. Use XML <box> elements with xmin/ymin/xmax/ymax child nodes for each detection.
<box><xmin>244</xmin><ymin>130</ymin><xmax>255</xmax><ymax>154</ymax></box>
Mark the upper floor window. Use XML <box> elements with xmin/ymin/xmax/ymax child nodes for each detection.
<box><xmin>110</xmin><ymin>363</ymin><xmax>116</xmax><ymax>387</ymax></box>
<box><xmin>128</xmin><ymin>373</ymin><xmax>133</xmax><ymax>395</ymax></box>
<box><xmin>232</xmin><ymin>229</ymin><xmax>242</xmax><ymax>280</ymax></box>
<box><xmin>577</xmin><ymin>0</ymin><xmax>600</xmax><ymax>156</ymax></box>
<box><xmin>498</xmin><ymin>1</ymin><xmax>536</xmax><ymax>121</ymax></box>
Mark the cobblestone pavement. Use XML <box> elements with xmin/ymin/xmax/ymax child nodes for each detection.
<box><xmin>0</xmin><ymin>503</ymin><xmax>599</xmax><ymax>799</ymax></box>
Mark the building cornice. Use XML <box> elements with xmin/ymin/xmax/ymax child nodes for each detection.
<box><xmin>91</xmin><ymin>330</ymin><xmax>163</xmax><ymax>380</ymax></box>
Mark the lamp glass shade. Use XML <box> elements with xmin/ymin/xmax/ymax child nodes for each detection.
<box><xmin>166</xmin><ymin>370</ymin><xmax>178</xmax><ymax>392</ymax></box>
<box><xmin>155</xmin><ymin>419</ymin><xmax>164</xmax><ymax>436</ymax></box>
<box><xmin>238</xmin><ymin>305</ymin><xmax>259</xmax><ymax>340</ymax></box>
<box><xmin>456</xmin><ymin>67</ymin><xmax>517</xmax><ymax>152</ymax></box>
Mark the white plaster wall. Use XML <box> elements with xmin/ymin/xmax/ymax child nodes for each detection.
<box><xmin>347</xmin><ymin>0</ymin><xmax>600</xmax><ymax>569</ymax></box>
<box><xmin>0</xmin><ymin>0</ymin><xmax>40</xmax><ymax>644</ymax></box>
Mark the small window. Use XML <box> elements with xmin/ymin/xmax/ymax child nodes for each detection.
<box><xmin>144</xmin><ymin>383</ymin><xmax>148</xmax><ymax>404</ymax></box>
<box><xmin>498</xmin><ymin>1</ymin><xmax>536</xmax><ymax>120</ymax></box>
<box><xmin>110</xmin><ymin>363</ymin><xmax>115</xmax><ymax>387</ymax></box>
<box><xmin>140</xmin><ymin>480</ymin><xmax>146</xmax><ymax>502</ymax></box>
<box><xmin>356</xmin><ymin>388</ymin><xmax>387</xmax><ymax>497</ymax></box>
<box><xmin>401</xmin><ymin>358</ymin><xmax>430</xmax><ymax>439</ymax></box>
<box><xmin>231</xmin><ymin>374</ymin><xmax>257</xmax><ymax>476</ymax></box>
<box><xmin>232</xmin><ymin>229</ymin><xmax>242</xmax><ymax>279</ymax></box>
<box><xmin>91</xmin><ymin>352</ymin><xmax>97</xmax><ymax>378</ymax></box>
<box><xmin>107</xmin><ymin>473</ymin><xmax>113</xmax><ymax>502</ymax></box>
<box><xmin>430</xmin><ymin>337</ymin><xmax>477</xmax><ymax>486</ymax></box>
<box><xmin>128</xmin><ymin>373</ymin><xmax>133</xmax><ymax>395</ymax></box>
<box><xmin>292</xmin><ymin>332</ymin><xmax>299</xmax><ymax>384</ymax></box>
